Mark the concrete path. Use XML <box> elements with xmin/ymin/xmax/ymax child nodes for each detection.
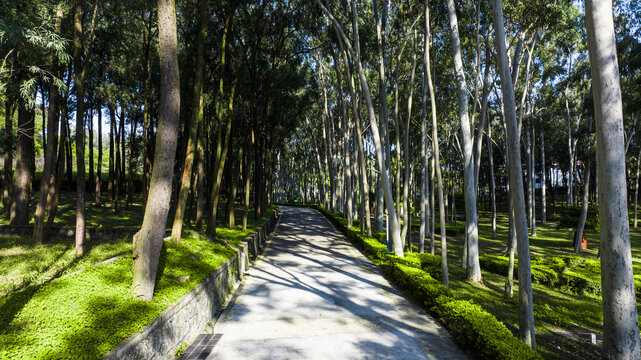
<box><xmin>206</xmin><ymin>206</ymin><xmax>467</xmax><ymax>360</ymax></box>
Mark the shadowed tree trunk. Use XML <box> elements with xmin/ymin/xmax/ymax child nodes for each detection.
<box><xmin>46</xmin><ymin>74</ymin><xmax>72</xmax><ymax>236</ymax></box>
<box><xmin>108</xmin><ymin>106</ymin><xmax>115</xmax><ymax>203</ymax></box>
<box><xmin>227</xmin><ymin>145</ymin><xmax>241</xmax><ymax>229</ymax></box>
<box><xmin>10</xmin><ymin>106</ymin><xmax>35</xmax><ymax>226</ymax></box>
<box><xmin>585</xmin><ymin>0</ymin><xmax>641</xmax><ymax>356</ymax></box>
<box><xmin>242</xmin><ymin>143</ymin><xmax>250</xmax><ymax>230</ymax></box>
<box><xmin>541</xmin><ymin>131</ymin><xmax>546</xmax><ymax>225</ymax></box>
<box><xmin>170</xmin><ymin>0</ymin><xmax>208</xmax><ymax>242</ymax></box>
<box><xmin>574</xmin><ymin>117</ymin><xmax>592</xmax><ymax>254</ymax></box>
<box><xmin>195</xmin><ymin>119</ymin><xmax>206</xmax><ymax>231</ymax></box>
<box><xmin>132</xmin><ymin>0</ymin><xmax>181</xmax><ymax>301</ymax></box>
<box><xmin>635</xmin><ymin>147</ymin><xmax>641</xmax><ymax>228</ymax></box>
<box><xmin>3</xmin><ymin>91</ymin><xmax>14</xmax><ymax>217</ymax></box>
<box><xmin>74</xmin><ymin>1</ymin><xmax>87</xmax><ymax>254</ymax></box>
<box><xmin>33</xmin><ymin>8</ymin><xmax>63</xmax><ymax>245</ymax></box>
<box><xmin>207</xmin><ymin>3</ymin><xmax>237</xmax><ymax>239</ymax></box>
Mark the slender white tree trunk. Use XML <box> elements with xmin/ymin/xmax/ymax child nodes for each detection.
<box><xmin>585</xmin><ymin>0</ymin><xmax>641</xmax><ymax>357</ymax></box>
<box><xmin>318</xmin><ymin>0</ymin><xmax>404</xmax><ymax>256</ymax></box>
<box><xmin>445</xmin><ymin>0</ymin><xmax>481</xmax><ymax>283</ymax></box>
<box><xmin>634</xmin><ymin>147</ymin><xmax>640</xmax><ymax>228</ymax></box>
<box><xmin>492</xmin><ymin>0</ymin><xmax>536</xmax><ymax>348</ymax></box>
<box><xmin>487</xmin><ymin>120</ymin><xmax>496</xmax><ymax>239</ymax></box>
<box><xmin>531</xmin><ymin>124</ymin><xmax>536</xmax><ymax>237</ymax></box>
<box><xmin>424</xmin><ymin>0</ymin><xmax>448</xmax><ymax>284</ymax></box>
<box><xmin>541</xmin><ymin>131</ymin><xmax>546</xmax><ymax>225</ymax></box>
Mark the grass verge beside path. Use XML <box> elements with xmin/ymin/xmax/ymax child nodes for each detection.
<box><xmin>0</xmin><ymin>206</ymin><xmax>274</xmax><ymax>360</ymax></box>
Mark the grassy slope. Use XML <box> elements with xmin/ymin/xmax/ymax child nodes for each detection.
<box><xmin>415</xmin><ymin>198</ymin><xmax>641</xmax><ymax>360</ymax></box>
<box><xmin>0</xmin><ymin>201</ymin><xmax>274</xmax><ymax>360</ymax></box>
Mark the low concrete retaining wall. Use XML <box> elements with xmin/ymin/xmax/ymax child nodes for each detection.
<box><xmin>103</xmin><ymin>210</ymin><xmax>280</xmax><ymax>360</ymax></box>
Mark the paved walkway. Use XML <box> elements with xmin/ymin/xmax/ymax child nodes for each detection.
<box><xmin>201</xmin><ymin>206</ymin><xmax>467</xmax><ymax>360</ymax></box>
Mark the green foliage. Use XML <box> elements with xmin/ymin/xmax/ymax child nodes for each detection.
<box><xmin>0</xmin><ymin>236</ymin><xmax>236</xmax><ymax>359</ymax></box>
<box><xmin>478</xmin><ymin>254</ymin><xmax>605</xmax><ymax>295</ymax></box>
<box><xmin>557</xmin><ymin>205</ymin><xmax>599</xmax><ymax>231</ymax></box>
<box><xmin>174</xmin><ymin>341</ymin><xmax>188</xmax><ymax>357</ymax></box>
<box><xmin>432</xmin><ymin>299</ymin><xmax>542</xmax><ymax>360</ymax></box>
<box><xmin>0</xmin><ymin>206</ymin><xmax>276</xmax><ymax>360</ymax></box>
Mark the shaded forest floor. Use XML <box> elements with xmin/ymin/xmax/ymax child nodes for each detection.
<box><xmin>0</xmin><ymin>192</ymin><xmax>275</xmax><ymax>359</ymax></box>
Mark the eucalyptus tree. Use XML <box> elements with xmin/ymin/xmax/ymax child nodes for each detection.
<box><xmin>492</xmin><ymin>0</ymin><xmax>536</xmax><ymax>348</ymax></box>
<box><xmin>317</xmin><ymin>0</ymin><xmax>405</xmax><ymax>257</ymax></box>
<box><xmin>585</xmin><ymin>0</ymin><xmax>641</xmax><ymax>357</ymax></box>
<box><xmin>445</xmin><ymin>0</ymin><xmax>481</xmax><ymax>283</ymax></box>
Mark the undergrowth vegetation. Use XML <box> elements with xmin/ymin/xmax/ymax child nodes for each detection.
<box><xmin>0</xmin><ymin>206</ymin><xmax>274</xmax><ymax>360</ymax></box>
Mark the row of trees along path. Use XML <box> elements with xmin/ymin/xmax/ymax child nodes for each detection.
<box><xmin>2</xmin><ymin>0</ymin><xmax>640</xmax><ymax>358</ymax></box>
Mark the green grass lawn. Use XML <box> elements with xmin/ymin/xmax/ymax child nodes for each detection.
<box><xmin>0</xmin><ymin>197</ymin><xmax>275</xmax><ymax>360</ymax></box>
<box><xmin>404</xmin><ymin>198</ymin><xmax>641</xmax><ymax>360</ymax></box>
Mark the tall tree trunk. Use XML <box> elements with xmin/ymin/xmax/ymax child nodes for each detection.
<box><xmin>487</xmin><ymin>120</ymin><xmax>496</xmax><ymax>239</ymax></box>
<box><xmin>445</xmin><ymin>0</ymin><xmax>481</xmax><ymax>283</ymax></box>
<box><xmin>88</xmin><ymin>105</ymin><xmax>94</xmax><ymax>198</ymax></box>
<box><xmin>404</xmin><ymin>32</ymin><xmax>418</xmax><ymax>245</ymax></box>
<box><xmin>227</xmin><ymin>144</ymin><xmax>240</xmax><ymax>229</ymax></box>
<box><xmin>33</xmin><ymin>8</ymin><xmax>63</xmax><ymax>245</ymax></box>
<box><xmin>586</xmin><ymin>0</ymin><xmax>641</xmax><ymax>356</ymax></box>
<box><xmin>420</xmin><ymin>38</ymin><xmax>429</xmax><ymax>253</ymax></box>
<box><xmin>424</xmin><ymin>0</ymin><xmax>447</xmax><ymax>282</ymax></box>
<box><xmin>574</xmin><ymin>118</ymin><xmax>592</xmax><ymax>254</ymax></box>
<box><xmin>114</xmin><ymin>108</ymin><xmax>120</xmax><ymax>213</ymax></box>
<box><xmin>207</xmin><ymin>3</ymin><xmax>237</xmax><ymax>238</ymax></box>
<box><xmin>242</xmin><ymin>144</ymin><xmax>250</xmax><ymax>230</ymax></box>
<box><xmin>541</xmin><ymin>131</ymin><xmax>546</xmax><ymax>225</ymax></box>
<box><xmin>337</xmin><ymin>32</ymin><xmax>371</xmax><ymax>236</ymax></box>
<box><xmin>74</xmin><ymin>2</ymin><xmax>87</xmax><ymax>254</ymax></box>
<box><xmin>635</xmin><ymin>146</ymin><xmax>641</xmax><ymax>228</ymax></box>
<box><xmin>318</xmin><ymin>0</ymin><xmax>404</xmax><ymax>256</ymax></box>
<box><xmin>46</xmin><ymin>80</ymin><xmax>71</xmax><ymax>235</ymax></box>
<box><xmin>431</xmin><ymin>156</ymin><xmax>436</xmax><ymax>254</ymax></box>
<box><xmin>171</xmin><ymin>0</ymin><xmax>208</xmax><ymax>242</ymax></box>
<box><xmin>195</xmin><ymin>118</ymin><xmax>206</xmax><ymax>231</ymax></box>
<box><xmin>108</xmin><ymin>106</ymin><xmax>115</xmax><ymax>202</ymax></box>
<box><xmin>142</xmin><ymin>11</ymin><xmax>153</xmax><ymax>210</ymax></box>
<box><xmin>132</xmin><ymin>0</ymin><xmax>181</xmax><ymax>301</ymax></box>
<box><xmin>64</xmin><ymin>113</ymin><xmax>72</xmax><ymax>189</ymax></box>
<box><xmin>492</xmin><ymin>0</ymin><xmax>536</xmax><ymax>348</ymax></box>
<box><xmin>3</xmin><ymin>92</ymin><xmax>14</xmax><ymax>217</ymax></box>
<box><xmin>530</xmin><ymin>124</ymin><xmax>536</xmax><ymax>237</ymax></box>
<box><xmin>10</xmin><ymin>106</ymin><xmax>34</xmax><ymax>226</ymax></box>
<box><xmin>128</xmin><ymin>111</ymin><xmax>136</xmax><ymax>206</ymax></box>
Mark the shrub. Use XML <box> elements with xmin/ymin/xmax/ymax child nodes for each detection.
<box><xmin>432</xmin><ymin>300</ymin><xmax>542</xmax><ymax>360</ymax></box>
<box><xmin>558</xmin><ymin>205</ymin><xmax>599</xmax><ymax>231</ymax></box>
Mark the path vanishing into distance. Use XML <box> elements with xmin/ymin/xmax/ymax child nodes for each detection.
<box><xmin>195</xmin><ymin>206</ymin><xmax>467</xmax><ymax>360</ymax></box>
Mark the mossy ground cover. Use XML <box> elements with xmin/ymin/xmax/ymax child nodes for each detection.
<box><xmin>0</xmin><ymin>200</ymin><xmax>275</xmax><ymax>360</ymax></box>
<box><xmin>407</xmin><ymin>198</ymin><xmax>641</xmax><ymax>360</ymax></box>
<box><xmin>313</xmin><ymin>198</ymin><xmax>641</xmax><ymax>360</ymax></box>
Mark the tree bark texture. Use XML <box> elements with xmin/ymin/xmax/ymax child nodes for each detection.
<box><xmin>132</xmin><ymin>0</ymin><xmax>181</xmax><ymax>301</ymax></box>
<box><xmin>492</xmin><ymin>0</ymin><xmax>536</xmax><ymax>348</ymax></box>
<box><xmin>585</xmin><ymin>0</ymin><xmax>641</xmax><ymax>357</ymax></box>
